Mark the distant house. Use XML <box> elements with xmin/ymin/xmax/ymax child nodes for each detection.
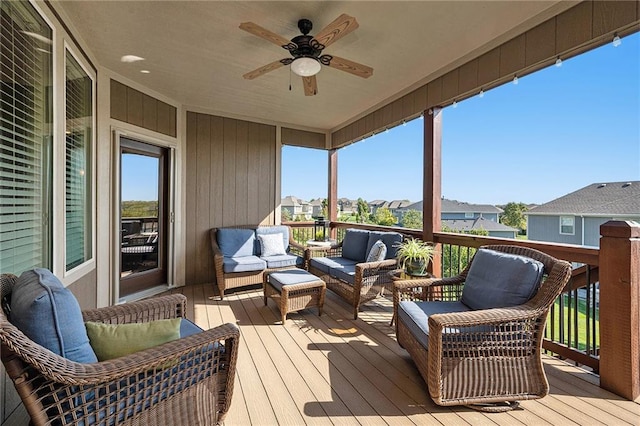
<box><xmin>281</xmin><ymin>196</ymin><xmax>312</xmax><ymax>220</ymax></box>
<box><xmin>368</xmin><ymin>200</ymin><xmax>389</xmax><ymax>215</ymax></box>
<box><xmin>309</xmin><ymin>198</ymin><xmax>325</xmax><ymax>217</ymax></box>
<box><xmin>338</xmin><ymin>198</ymin><xmax>358</xmax><ymax>215</ymax></box>
<box><xmin>392</xmin><ymin>199</ymin><xmax>517</xmax><ymax>238</ymax></box>
<box><xmin>443</xmin><ymin>217</ymin><xmax>518</xmax><ymax>239</ymax></box>
<box><xmin>526</xmin><ymin>181</ymin><xmax>640</xmax><ymax>247</ymax></box>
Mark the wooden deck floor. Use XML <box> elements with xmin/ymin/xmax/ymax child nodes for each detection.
<box><xmin>167</xmin><ymin>283</ymin><xmax>640</xmax><ymax>426</ymax></box>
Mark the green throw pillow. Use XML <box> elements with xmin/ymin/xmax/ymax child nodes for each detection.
<box><xmin>85</xmin><ymin>318</ymin><xmax>181</xmax><ymax>361</ymax></box>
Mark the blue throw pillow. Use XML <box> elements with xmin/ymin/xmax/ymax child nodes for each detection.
<box><xmin>341</xmin><ymin>229</ymin><xmax>370</xmax><ymax>262</ymax></box>
<box><xmin>217</xmin><ymin>228</ymin><xmax>256</xmax><ymax>257</ymax></box>
<box><xmin>461</xmin><ymin>249</ymin><xmax>545</xmax><ymax>310</ymax></box>
<box><xmin>10</xmin><ymin>268</ymin><xmax>98</xmax><ymax>363</ymax></box>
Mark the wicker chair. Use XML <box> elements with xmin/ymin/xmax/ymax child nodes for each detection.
<box><xmin>0</xmin><ymin>273</ymin><xmax>239</xmax><ymax>425</ymax></box>
<box><xmin>210</xmin><ymin>225</ymin><xmax>305</xmax><ymax>299</ymax></box>
<box><xmin>393</xmin><ymin>245</ymin><xmax>572</xmax><ymax>412</ymax></box>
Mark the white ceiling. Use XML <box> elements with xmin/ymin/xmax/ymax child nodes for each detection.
<box><xmin>57</xmin><ymin>1</ymin><xmax>575</xmax><ymax>132</ymax></box>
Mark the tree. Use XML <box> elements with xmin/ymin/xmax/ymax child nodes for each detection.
<box><xmin>373</xmin><ymin>207</ymin><xmax>397</xmax><ymax>226</ymax></box>
<box><xmin>281</xmin><ymin>208</ymin><xmax>292</xmax><ymax>222</ymax></box>
<box><xmin>356</xmin><ymin>198</ymin><xmax>370</xmax><ymax>223</ymax></box>
<box><xmin>500</xmin><ymin>202</ymin><xmax>528</xmax><ymax>234</ymax></box>
<box><xmin>321</xmin><ymin>198</ymin><xmax>328</xmax><ymax>218</ymax></box>
<box><xmin>401</xmin><ymin>209</ymin><xmax>423</xmax><ymax>229</ymax></box>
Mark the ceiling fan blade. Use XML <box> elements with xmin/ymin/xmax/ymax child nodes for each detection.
<box><xmin>243</xmin><ymin>60</ymin><xmax>286</xmax><ymax>80</ymax></box>
<box><xmin>327</xmin><ymin>56</ymin><xmax>373</xmax><ymax>79</ymax></box>
<box><xmin>302</xmin><ymin>75</ymin><xmax>318</xmax><ymax>96</ymax></box>
<box><xmin>239</xmin><ymin>22</ymin><xmax>292</xmax><ymax>49</ymax></box>
<box><xmin>313</xmin><ymin>14</ymin><xmax>359</xmax><ymax>48</ymax></box>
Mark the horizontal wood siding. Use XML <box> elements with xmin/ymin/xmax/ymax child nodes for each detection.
<box><xmin>281</xmin><ymin>127</ymin><xmax>326</xmax><ymax>149</ymax></box>
<box><xmin>528</xmin><ymin>215</ymin><xmax>583</xmax><ymax>246</ymax></box>
<box><xmin>331</xmin><ymin>1</ymin><xmax>640</xmax><ymax>148</ymax></box>
<box><xmin>110</xmin><ymin>79</ymin><xmax>177</xmax><ymax>137</ymax></box>
<box><xmin>185</xmin><ymin>112</ymin><xmax>277</xmax><ymax>285</ymax></box>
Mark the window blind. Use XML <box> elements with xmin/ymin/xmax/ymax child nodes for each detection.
<box><xmin>65</xmin><ymin>51</ymin><xmax>92</xmax><ymax>271</ymax></box>
<box><xmin>0</xmin><ymin>1</ymin><xmax>52</xmax><ymax>274</ymax></box>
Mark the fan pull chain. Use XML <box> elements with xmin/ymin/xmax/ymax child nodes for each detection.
<box><xmin>289</xmin><ymin>67</ymin><xmax>292</xmax><ymax>91</ymax></box>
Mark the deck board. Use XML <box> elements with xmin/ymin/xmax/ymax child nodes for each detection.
<box><xmin>164</xmin><ymin>284</ymin><xmax>640</xmax><ymax>426</ymax></box>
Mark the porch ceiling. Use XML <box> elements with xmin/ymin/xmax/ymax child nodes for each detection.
<box><xmin>56</xmin><ymin>1</ymin><xmax>575</xmax><ymax>131</ymax></box>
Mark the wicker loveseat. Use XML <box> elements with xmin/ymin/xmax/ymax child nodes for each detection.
<box><xmin>1</xmin><ymin>272</ymin><xmax>239</xmax><ymax>425</ymax></box>
<box><xmin>210</xmin><ymin>225</ymin><xmax>305</xmax><ymax>299</ymax></box>
<box><xmin>307</xmin><ymin>228</ymin><xmax>402</xmax><ymax>319</ymax></box>
<box><xmin>393</xmin><ymin>245</ymin><xmax>572</xmax><ymax>412</ymax></box>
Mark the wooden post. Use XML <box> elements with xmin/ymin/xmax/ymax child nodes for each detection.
<box><xmin>327</xmin><ymin>149</ymin><xmax>338</xmax><ymax>239</ymax></box>
<box><xmin>423</xmin><ymin>108</ymin><xmax>442</xmax><ymax>277</ymax></box>
<box><xmin>599</xmin><ymin>220</ymin><xmax>640</xmax><ymax>401</ymax></box>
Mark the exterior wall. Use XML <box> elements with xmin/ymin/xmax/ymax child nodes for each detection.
<box><xmin>489</xmin><ymin>231</ymin><xmax>517</xmax><ymax>239</ymax></box>
<box><xmin>528</xmin><ymin>215</ymin><xmax>583</xmax><ymax>245</ymax></box>
<box><xmin>184</xmin><ymin>112</ymin><xmax>277</xmax><ymax>285</ymax></box>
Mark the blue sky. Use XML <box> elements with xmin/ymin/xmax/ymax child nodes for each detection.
<box><xmin>283</xmin><ymin>32</ymin><xmax>639</xmax><ymax>205</ymax></box>
<box><xmin>121</xmin><ymin>153</ymin><xmax>158</xmax><ymax>201</ymax></box>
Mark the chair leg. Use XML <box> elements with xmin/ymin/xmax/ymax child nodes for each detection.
<box><xmin>466</xmin><ymin>401</ymin><xmax>520</xmax><ymax>412</ymax></box>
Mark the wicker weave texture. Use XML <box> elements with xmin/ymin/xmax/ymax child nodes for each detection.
<box><xmin>263</xmin><ymin>272</ymin><xmax>326</xmax><ymax>323</ymax></box>
<box><xmin>307</xmin><ymin>242</ymin><xmax>398</xmax><ymax>319</ymax></box>
<box><xmin>210</xmin><ymin>225</ymin><xmax>307</xmax><ymax>299</ymax></box>
<box><xmin>1</xmin><ymin>273</ymin><xmax>240</xmax><ymax>425</ymax></box>
<box><xmin>394</xmin><ymin>245</ymin><xmax>572</xmax><ymax>410</ymax></box>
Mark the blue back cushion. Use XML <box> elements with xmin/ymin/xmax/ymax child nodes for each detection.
<box><xmin>217</xmin><ymin>228</ymin><xmax>256</xmax><ymax>257</ymax></box>
<box><xmin>365</xmin><ymin>231</ymin><xmax>403</xmax><ymax>260</ymax></box>
<box><xmin>10</xmin><ymin>269</ymin><xmax>98</xmax><ymax>363</ymax></box>
<box><xmin>255</xmin><ymin>226</ymin><xmax>289</xmax><ymax>255</ymax></box>
<box><xmin>461</xmin><ymin>248</ymin><xmax>545</xmax><ymax>310</ymax></box>
<box><xmin>341</xmin><ymin>229</ymin><xmax>370</xmax><ymax>262</ymax></box>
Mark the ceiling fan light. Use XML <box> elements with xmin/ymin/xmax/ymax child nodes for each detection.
<box><xmin>291</xmin><ymin>57</ymin><xmax>321</xmax><ymax>77</ymax></box>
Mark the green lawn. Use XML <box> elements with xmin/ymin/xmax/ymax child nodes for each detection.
<box><xmin>547</xmin><ymin>295</ymin><xmax>599</xmax><ymax>353</ymax></box>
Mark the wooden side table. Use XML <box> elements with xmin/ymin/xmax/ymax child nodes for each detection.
<box><xmin>388</xmin><ymin>269</ymin><xmax>435</xmax><ymax>326</ymax></box>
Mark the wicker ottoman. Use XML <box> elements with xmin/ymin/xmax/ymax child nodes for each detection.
<box><xmin>264</xmin><ymin>269</ymin><xmax>326</xmax><ymax>324</ymax></box>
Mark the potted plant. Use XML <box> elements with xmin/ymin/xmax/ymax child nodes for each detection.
<box><xmin>395</xmin><ymin>238</ymin><xmax>435</xmax><ymax>276</ymax></box>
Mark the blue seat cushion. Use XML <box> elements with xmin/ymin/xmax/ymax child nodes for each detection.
<box><xmin>341</xmin><ymin>229</ymin><xmax>370</xmax><ymax>262</ymax></box>
<box><xmin>398</xmin><ymin>300</ymin><xmax>472</xmax><ymax>350</ymax></box>
<box><xmin>309</xmin><ymin>256</ymin><xmax>358</xmax><ymax>274</ymax></box>
<box><xmin>217</xmin><ymin>228</ymin><xmax>256</xmax><ymax>257</ymax></box>
<box><xmin>366</xmin><ymin>231</ymin><xmax>403</xmax><ymax>260</ymax></box>
<box><xmin>330</xmin><ymin>264</ymin><xmax>356</xmax><ymax>285</ymax></box>
<box><xmin>255</xmin><ymin>226</ymin><xmax>290</xmax><ymax>255</ymax></box>
<box><xmin>222</xmin><ymin>256</ymin><xmax>266</xmax><ymax>273</ymax></box>
<box><xmin>261</xmin><ymin>254</ymin><xmax>304</xmax><ymax>269</ymax></box>
<box><xmin>10</xmin><ymin>268</ymin><xmax>98</xmax><ymax>363</ymax></box>
<box><xmin>461</xmin><ymin>248</ymin><xmax>545</xmax><ymax>310</ymax></box>
<box><xmin>268</xmin><ymin>269</ymin><xmax>321</xmax><ymax>291</ymax></box>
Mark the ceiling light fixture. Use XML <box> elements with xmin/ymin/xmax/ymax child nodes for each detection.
<box><xmin>612</xmin><ymin>33</ymin><xmax>622</xmax><ymax>47</ymax></box>
<box><xmin>120</xmin><ymin>55</ymin><xmax>145</xmax><ymax>63</ymax></box>
<box><xmin>290</xmin><ymin>57</ymin><xmax>321</xmax><ymax>77</ymax></box>
<box><xmin>555</xmin><ymin>57</ymin><xmax>563</xmax><ymax>67</ymax></box>
<box><xmin>140</xmin><ymin>70</ymin><xmax>150</xmax><ymax>74</ymax></box>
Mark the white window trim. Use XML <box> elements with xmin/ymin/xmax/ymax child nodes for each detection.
<box><xmin>559</xmin><ymin>215</ymin><xmax>575</xmax><ymax>236</ymax></box>
<box><xmin>464</xmin><ymin>212</ymin><xmax>474</xmax><ymax>218</ymax></box>
<box><xmin>57</xmin><ymin>41</ymin><xmax>97</xmax><ymax>284</ymax></box>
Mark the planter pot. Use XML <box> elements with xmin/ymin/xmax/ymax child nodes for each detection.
<box><xmin>405</xmin><ymin>259</ymin><xmax>428</xmax><ymax>277</ymax></box>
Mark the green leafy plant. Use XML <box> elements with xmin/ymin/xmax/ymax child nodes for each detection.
<box><xmin>395</xmin><ymin>238</ymin><xmax>435</xmax><ymax>276</ymax></box>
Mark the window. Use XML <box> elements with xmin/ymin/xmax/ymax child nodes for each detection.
<box><xmin>65</xmin><ymin>50</ymin><xmax>93</xmax><ymax>271</ymax></box>
<box><xmin>560</xmin><ymin>216</ymin><xmax>575</xmax><ymax>235</ymax></box>
<box><xmin>0</xmin><ymin>1</ymin><xmax>53</xmax><ymax>274</ymax></box>
<box><xmin>464</xmin><ymin>212</ymin><xmax>474</xmax><ymax>218</ymax></box>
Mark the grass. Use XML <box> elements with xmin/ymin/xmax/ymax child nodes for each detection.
<box><xmin>547</xmin><ymin>294</ymin><xmax>599</xmax><ymax>353</ymax></box>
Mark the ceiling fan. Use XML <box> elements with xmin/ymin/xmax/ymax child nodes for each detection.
<box><xmin>239</xmin><ymin>14</ymin><xmax>373</xmax><ymax>96</ymax></box>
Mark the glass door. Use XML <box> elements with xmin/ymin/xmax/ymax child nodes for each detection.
<box><xmin>119</xmin><ymin>137</ymin><xmax>168</xmax><ymax>296</ymax></box>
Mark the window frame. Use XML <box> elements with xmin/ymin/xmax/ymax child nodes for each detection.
<box><xmin>559</xmin><ymin>215</ymin><xmax>575</xmax><ymax>236</ymax></box>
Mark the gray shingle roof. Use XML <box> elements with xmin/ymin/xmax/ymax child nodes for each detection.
<box><xmin>443</xmin><ymin>217</ymin><xmax>517</xmax><ymax>232</ymax></box>
<box><xmin>406</xmin><ymin>199</ymin><xmax>502</xmax><ymax>213</ymax></box>
<box><xmin>526</xmin><ymin>181</ymin><xmax>640</xmax><ymax>216</ymax></box>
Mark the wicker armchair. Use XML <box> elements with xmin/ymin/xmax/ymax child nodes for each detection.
<box><xmin>0</xmin><ymin>273</ymin><xmax>239</xmax><ymax>425</ymax></box>
<box><xmin>393</xmin><ymin>245</ymin><xmax>572</xmax><ymax>412</ymax></box>
<box><xmin>210</xmin><ymin>225</ymin><xmax>306</xmax><ymax>299</ymax></box>
<box><xmin>306</xmin><ymin>230</ymin><xmax>400</xmax><ymax>320</ymax></box>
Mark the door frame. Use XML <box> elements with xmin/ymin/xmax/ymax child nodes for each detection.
<box><xmin>112</xmin><ymin>129</ymin><xmax>176</xmax><ymax>303</ymax></box>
